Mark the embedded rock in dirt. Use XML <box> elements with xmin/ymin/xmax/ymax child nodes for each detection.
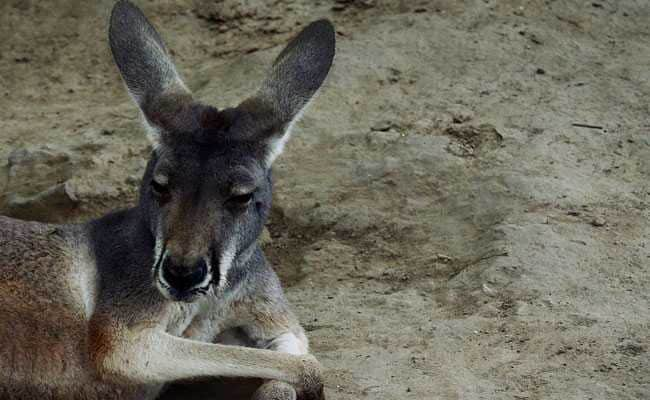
<box><xmin>4</xmin><ymin>181</ymin><xmax>79</xmax><ymax>222</ymax></box>
<box><xmin>0</xmin><ymin>146</ymin><xmax>79</xmax><ymax>222</ymax></box>
<box><xmin>5</xmin><ymin>146</ymin><xmax>73</xmax><ymax>195</ymax></box>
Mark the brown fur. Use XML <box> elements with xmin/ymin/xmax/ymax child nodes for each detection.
<box><xmin>0</xmin><ymin>218</ymin><xmax>151</xmax><ymax>399</ymax></box>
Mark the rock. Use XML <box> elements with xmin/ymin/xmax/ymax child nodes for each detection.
<box><xmin>258</xmin><ymin>226</ymin><xmax>272</xmax><ymax>246</ymax></box>
<box><xmin>5</xmin><ymin>146</ymin><xmax>73</xmax><ymax>197</ymax></box>
<box><xmin>4</xmin><ymin>181</ymin><xmax>79</xmax><ymax>222</ymax></box>
<box><xmin>366</xmin><ymin>129</ymin><xmax>401</xmax><ymax>147</ymax></box>
<box><xmin>591</xmin><ymin>216</ymin><xmax>606</xmax><ymax>227</ymax></box>
<box><xmin>482</xmin><ymin>283</ymin><xmax>497</xmax><ymax>297</ymax></box>
<box><xmin>449</xmin><ymin>107</ymin><xmax>474</xmax><ymax>124</ymax></box>
<box><xmin>435</xmin><ymin>254</ymin><xmax>453</xmax><ymax>263</ymax></box>
<box><xmin>371</xmin><ymin>119</ymin><xmax>393</xmax><ymax>132</ymax></box>
<box><xmin>1</xmin><ymin>146</ymin><xmax>77</xmax><ymax>222</ymax></box>
<box><xmin>125</xmin><ymin>175</ymin><xmax>140</xmax><ymax>186</ymax></box>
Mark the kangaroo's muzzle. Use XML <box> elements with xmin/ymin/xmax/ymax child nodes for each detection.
<box><xmin>162</xmin><ymin>258</ymin><xmax>207</xmax><ymax>290</ymax></box>
<box><xmin>157</xmin><ymin>253</ymin><xmax>215</xmax><ymax>301</ymax></box>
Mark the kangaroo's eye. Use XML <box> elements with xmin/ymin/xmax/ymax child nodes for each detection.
<box><xmin>151</xmin><ymin>177</ymin><xmax>171</xmax><ymax>202</ymax></box>
<box><xmin>227</xmin><ymin>192</ymin><xmax>253</xmax><ymax>208</ymax></box>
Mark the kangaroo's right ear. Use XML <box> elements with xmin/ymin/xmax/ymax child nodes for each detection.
<box><xmin>109</xmin><ymin>0</ymin><xmax>192</xmax><ymax>145</ymax></box>
<box><xmin>237</xmin><ymin>19</ymin><xmax>335</xmax><ymax>167</ymax></box>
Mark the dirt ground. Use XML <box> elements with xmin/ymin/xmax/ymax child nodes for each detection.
<box><xmin>1</xmin><ymin>0</ymin><xmax>649</xmax><ymax>399</ymax></box>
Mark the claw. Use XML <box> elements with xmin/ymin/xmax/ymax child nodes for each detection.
<box><xmin>252</xmin><ymin>380</ymin><xmax>297</xmax><ymax>400</ymax></box>
<box><xmin>297</xmin><ymin>384</ymin><xmax>325</xmax><ymax>400</ymax></box>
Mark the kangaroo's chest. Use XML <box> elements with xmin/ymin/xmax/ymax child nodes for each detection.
<box><xmin>163</xmin><ymin>301</ymin><xmax>204</xmax><ymax>337</ymax></box>
<box><xmin>161</xmin><ymin>291</ymin><xmax>238</xmax><ymax>342</ymax></box>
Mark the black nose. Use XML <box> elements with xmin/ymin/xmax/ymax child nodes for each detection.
<box><xmin>161</xmin><ymin>257</ymin><xmax>208</xmax><ymax>294</ymax></box>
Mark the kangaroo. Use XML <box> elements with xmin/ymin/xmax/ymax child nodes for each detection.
<box><xmin>0</xmin><ymin>1</ymin><xmax>335</xmax><ymax>399</ymax></box>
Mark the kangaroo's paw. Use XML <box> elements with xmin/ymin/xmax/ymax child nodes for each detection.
<box><xmin>252</xmin><ymin>380</ymin><xmax>296</xmax><ymax>400</ymax></box>
<box><xmin>297</xmin><ymin>383</ymin><xmax>325</xmax><ymax>400</ymax></box>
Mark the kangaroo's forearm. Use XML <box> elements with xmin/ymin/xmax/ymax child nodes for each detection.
<box><xmin>99</xmin><ymin>329</ymin><xmax>319</xmax><ymax>386</ymax></box>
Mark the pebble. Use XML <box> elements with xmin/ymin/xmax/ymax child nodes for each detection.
<box><xmin>591</xmin><ymin>217</ymin><xmax>606</xmax><ymax>227</ymax></box>
<box><xmin>370</xmin><ymin>120</ymin><xmax>393</xmax><ymax>132</ymax></box>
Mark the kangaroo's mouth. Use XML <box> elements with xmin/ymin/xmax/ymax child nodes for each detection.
<box><xmin>156</xmin><ymin>276</ymin><xmax>211</xmax><ymax>302</ymax></box>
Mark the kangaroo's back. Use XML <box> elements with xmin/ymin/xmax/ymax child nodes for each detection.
<box><xmin>0</xmin><ymin>216</ymin><xmax>102</xmax><ymax>396</ymax></box>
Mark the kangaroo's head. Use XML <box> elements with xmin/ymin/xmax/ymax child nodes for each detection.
<box><xmin>108</xmin><ymin>1</ymin><xmax>335</xmax><ymax>302</ymax></box>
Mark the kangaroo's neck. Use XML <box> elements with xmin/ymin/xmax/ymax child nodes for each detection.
<box><xmin>86</xmin><ymin>206</ymin><xmax>157</xmax><ymax>293</ymax></box>
<box><xmin>88</xmin><ymin>205</ymin><xmax>153</xmax><ymax>250</ymax></box>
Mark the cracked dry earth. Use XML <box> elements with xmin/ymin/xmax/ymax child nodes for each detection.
<box><xmin>1</xmin><ymin>0</ymin><xmax>649</xmax><ymax>399</ymax></box>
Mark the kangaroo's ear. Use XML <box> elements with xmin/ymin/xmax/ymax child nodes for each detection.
<box><xmin>109</xmin><ymin>0</ymin><xmax>193</xmax><ymax>145</ymax></box>
<box><xmin>239</xmin><ymin>19</ymin><xmax>335</xmax><ymax>166</ymax></box>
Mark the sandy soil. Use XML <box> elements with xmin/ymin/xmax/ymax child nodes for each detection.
<box><xmin>1</xmin><ymin>0</ymin><xmax>649</xmax><ymax>399</ymax></box>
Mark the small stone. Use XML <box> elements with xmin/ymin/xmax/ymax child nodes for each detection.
<box><xmin>449</xmin><ymin>108</ymin><xmax>474</xmax><ymax>124</ymax></box>
<box><xmin>529</xmin><ymin>34</ymin><xmax>543</xmax><ymax>45</ymax></box>
<box><xmin>371</xmin><ymin>120</ymin><xmax>392</xmax><ymax>132</ymax></box>
<box><xmin>258</xmin><ymin>227</ymin><xmax>273</xmax><ymax>246</ymax></box>
<box><xmin>536</xmin><ymin>67</ymin><xmax>546</xmax><ymax>75</ymax></box>
<box><xmin>591</xmin><ymin>217</ymin><xmax>606</xmax><ymax>227</ymax></box>
<box><xmin>125</xmin><ymin>175</ymin><xmax>140</xmax><ymax>186</ymax></box>
<box><xmin>482</xmin><ymin>283</ymin><xmax>497</xmax><ymax>297</ymax></box>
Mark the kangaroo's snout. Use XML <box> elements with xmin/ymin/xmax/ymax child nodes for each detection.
<box><xmin>159</xmin><ymin>255</ymin><xmax>212</xmax><ymax>301</ymax></box>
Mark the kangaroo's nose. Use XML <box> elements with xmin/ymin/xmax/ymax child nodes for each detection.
<box><xmin>161</xmin><ymin>257</ymin><xmax>208</xmax><ymax>294</ymax></box>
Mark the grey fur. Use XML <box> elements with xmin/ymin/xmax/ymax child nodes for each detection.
<box><xmin>0</xmin><ymin>1</ymin><xmax>335</xmax><ymax>399</ymax></box>
<box><xmin>109</xmin><ymin>1</ymin><xmax>190</xmax><ymax>118</ymax></box>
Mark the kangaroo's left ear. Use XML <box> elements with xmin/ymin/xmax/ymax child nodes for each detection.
<box><xmin>109</xmin><ymin>0</ymin><xmax>194</xmax><ymax>146</ymax></box>
<box><xmin>239</xmin><ymin>19</ymin><xmax>336</xmax><ymax>166</ymax></box>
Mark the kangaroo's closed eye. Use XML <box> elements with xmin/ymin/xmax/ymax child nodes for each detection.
<box><xmin>226</xmin><ymin>192</ymin><xmax>254</xmax><ymax>208</ymax></box>
<box><xmin>151</xmin><ymin>178</ymin><xmax>171</xmax><ymax>202</ymax></box>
